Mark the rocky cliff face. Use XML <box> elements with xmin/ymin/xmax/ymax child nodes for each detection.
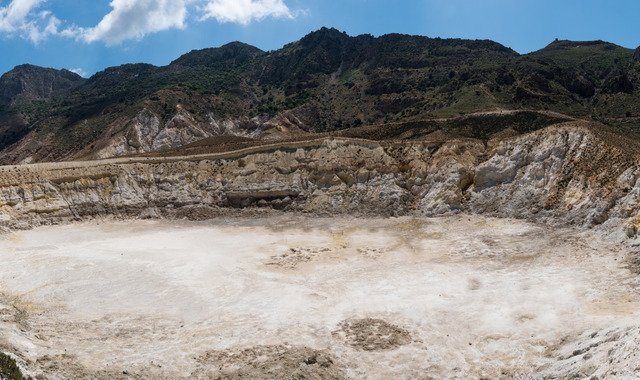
<box><xmin>0</xmin><ymin>65</ymin><xmax>84</xmax><ymax>108</ymax></box>
<box><xmin>634</xmin><ymin>46</ymin><xmax>640</xmax><ymax>61</ymax></box>
<box><xmin>0</xmin><ymin>122</ymin><xmax>639</xmax><ymax>237</ymax></box>
<box><xmin>86</xmin><ymin>107</ymin><xmax>310</xmax><ymax>160</ymax></box>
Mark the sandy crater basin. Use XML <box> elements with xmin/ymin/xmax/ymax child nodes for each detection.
<box><xmin>0</xmin><ymin>215</ymin><xmax>639</xmax><ymax>379</ymax></box>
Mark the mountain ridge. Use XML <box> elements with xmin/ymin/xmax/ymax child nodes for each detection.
<box><xmin>2</xmin><ymin>30</ymin><xmax>636</xmax><ymax>80</ymax></box>
<box><xmin>0</xmin><ymin>27</ymin><xmax>639</xmax><ymax>164</ymax></box>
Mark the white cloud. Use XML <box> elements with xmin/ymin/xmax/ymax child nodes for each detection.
<box><xmin>0</xmin><ymin>0</ymin><xmax>297</xmax><ymax>45</ymax></box>
<box><xmin>0</xmin><ymin>0</ymin><xmax>41</xmax><ymax>32</ymax></box>
<box><xmin>200</xmin><ymin>0</ymin><xmax>293</xmax><ymax>25</ymax></box>
<box><xmin>69</xmin><ymin>67</ymin><xmax>87</xmax><ymax>77</ymax></box>
<box><xmin>70</xmin><ymin>0</ymin><xmax>188</xmax><ymax>45</ymax></box>
<box><xmin>0</xmin><ymin>0</ymin><xmax>61</xmax><ymax>43</ymax></box>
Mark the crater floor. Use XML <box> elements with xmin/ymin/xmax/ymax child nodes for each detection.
<box><xmin>1</xmin><ymin>215</ymin><xmax>639</xmax><ymax>379</ymax></box>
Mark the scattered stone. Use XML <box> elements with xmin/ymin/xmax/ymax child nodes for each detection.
<box><xmin>357</xmin><ymin>247</ymin><xmax>389</xmax><ymax>259</ymax></box>
<box><xmin>265</xmin><ymin>247</ymin><xmax>331</xmax><ymax>269</ymax></box>
<box><xmin>626</xmin><ymin>251</ymin><xmax>640</xmax><ymax>275</ymax></box>
<box><xmin>194</xmin><ymin>345</ymin><xmax>345</xmax><ymax>379</ymax></box>
<box><xmin>540</xmin><ymin>326</ymin><xmax>640</xmax><ymax>379</ymax></box>
<box><xmin>333</xmin><ymin>318</ymin><xmax>412</xmax><ymax>351</ymax></box>
<box><xmin>468</xmin><ymin>278</ymin><xmax>482</xmax><ymax>291</ymax></box>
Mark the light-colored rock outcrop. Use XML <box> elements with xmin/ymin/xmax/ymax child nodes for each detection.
<box><xmin>91</xmin><ymin>107</ymin><xmax>311</xmax><ymax>159</ymax></box>
<box><xmin>1</xmin><ymin>122</ymin><xmax>639</xmax><ymax>236</ymax></box>
<box><xmin>93</xmin><ymin>107</ymin><xmax>256</xmax><ymax>159</ymax></box>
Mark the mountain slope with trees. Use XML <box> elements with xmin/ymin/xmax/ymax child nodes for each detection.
<box><xmin>0</xmin><ymin>28</ymin><xmax>639</xmax><ymax>163</ymax></box>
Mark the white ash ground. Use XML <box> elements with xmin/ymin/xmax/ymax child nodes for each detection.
<box><xmin>0</xmin><ymin>215</ymin><xmax>639</xmax><ymax>379</ymax></box>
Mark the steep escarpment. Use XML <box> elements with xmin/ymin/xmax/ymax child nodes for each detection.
<box><xmin>470</xmin><ymin>126</ymin><xmax>638</xmax><ymax>225</ymax></box>
<box><xmin>0</xmin><ymin>122</ymin><xmax>639</xmax><ymax>236</ymax></box>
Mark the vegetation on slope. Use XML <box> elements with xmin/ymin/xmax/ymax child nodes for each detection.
<box><xmin>0</xmin><ymin>27</ymin><xmax>639</xmax><ymax>162</ymax></box>
<box><xmin>0</xmin><ymin>353</ymin><xmax>26</xmax><ymax>380</ymax></box>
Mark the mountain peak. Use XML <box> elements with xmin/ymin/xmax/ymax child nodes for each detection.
<box><xmin>0</xmin><ymin>64</ymin><xmax>84</xmax><ymax>108</ymax></box>
<box><xmin>308</xmin><ymin>27</ymin><xmax>346</xmax><ymax>36</ymax></box>
<box><xmin>299</xmin><ymin>27</ymin><xmax>349</xmax><ymax>45</ymax></box>
<box><xmin>7</xmin><ymin>64</ymin><xmax>82</xmax><ymax>78</ymax></box>
<box><xmin>542</xmin><ymin>39</ymin><xmax>620</xmax><ymax>52</ymax></box>
<box><xmin>170</xmin><ymin>42</ymin><xmax>264</xmax><ymax>67</ymax></box>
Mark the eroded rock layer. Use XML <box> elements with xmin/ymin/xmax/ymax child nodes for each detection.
<box><xmin>0</xmin><ymin>121</ymin><xmax>639</xmax><ymax>236</ymax></box>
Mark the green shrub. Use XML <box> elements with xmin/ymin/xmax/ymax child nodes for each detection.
<box><xmin>0</xmin><ymin>352</ymin><xmax>26</xmax><ymax>380</ymax></box>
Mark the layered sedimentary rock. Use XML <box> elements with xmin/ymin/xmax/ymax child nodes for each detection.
<box><xmin>0</xmin><ymin>122</ymin><xmax>639</xmax><ymax>237</ymax></box>
<box><xmin>88</xmin><ymin>107</ymin><xmax>309</xmax><ymax>160</ymax></box>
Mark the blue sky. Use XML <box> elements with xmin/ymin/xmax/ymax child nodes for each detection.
<box><xmin>1</xmin><ymin>0</ymin><xmax>639</xmax><ymax>77</ymax></box>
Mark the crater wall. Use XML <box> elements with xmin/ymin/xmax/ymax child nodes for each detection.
<box><xmin>1</xmin><ymin>122</ymin><xmax>639</xmax><ymax>236</ymax></box>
